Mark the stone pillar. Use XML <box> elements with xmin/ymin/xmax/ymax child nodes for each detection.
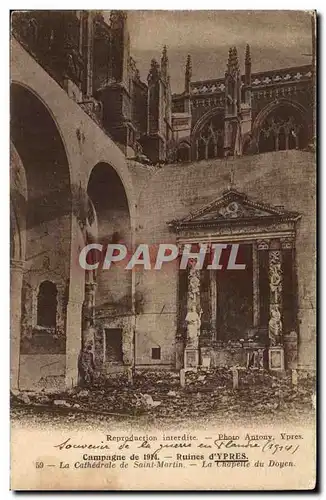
<box><xmin>204</xmin><ymin>142</ymin><xmax>208</xmax><ymax>160</ymax></box>
<box><xmin>295</xmin><ymin>133</ymin><xmax>300</xmax><ymax>150</ymax></box>
<box><xmin>209</xmin><ymin>269</ymin><xmax>217</xmax><ymax>340</ymax></box>
<box><xmin>82</xmin><ymin>281</ymin><xmax>97</xmax><ymax>347</ymax></box>
<box><xmin>184</xmin><ymin>260</ymin><xmax>201</xmax><ymax>369</ymax></box>
<box><xmin>252</xmin><ymin>242</ymin><xmax>260</xmax><ymax>327</ymax></box>
<box><xmin>285</xmin><ymin>130</ymin><xmax>289</xmax><ymax>151</ymax></box>
<box><xmin>122</xmin><ymin>319</ymin><xmax>134</xmax><ymax>367</ymax></box>
<box><xmin>65</xmin><ymin>298</ymin><xmax>83</xmax><ymax>388</ymax></box>
<box><xmin>284</xmin><ymin>331</ymin><xmax>298</xmax><ymax>369</ymax></box>
<box><xmin>268</xmin><ymin>244</ymin><xmax>284</xmax><ymax>371</ymax></box>
<box><xmin>10</xmin><ymin>259</ymin><xmax>24</xmax><ymax>390</ymax></box>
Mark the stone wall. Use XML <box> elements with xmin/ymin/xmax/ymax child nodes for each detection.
<box><xmin>19</xmin><ymin>354</ymin><xmax>65</xmax><ymax>391</ymax></box>
<box><xmin>11</xmin><ymin>38</ymin><xmax>316</xmax><ymax>389</ymax></box>
<box><xmin>134</xmin><ymin>150</ymin><xmax>315</xmax><ymax>370</ymax></box>
<box><xmin>11</xmin><ymin>39</ymin><xmax>138</xmax><ymax>389</ymax></box>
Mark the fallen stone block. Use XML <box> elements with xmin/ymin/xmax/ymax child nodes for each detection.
<box><xmin>17</xmin><ymin>393</ymin><xmax>31</xmax><ymax>405</ymax></box>
<box><xmin>76</xmin><ymin>389</ymin><xmax>89</xmax><ymax>398</ymax></box>
<box><xmin>53</xmin><ymin>400</ymin><xmax>71</xmax><ymax>408</ymax></box>
<box><xmin>140</xmin><ymin>393</ymin><xmax>161</xmax><ymax>408</ymax></box>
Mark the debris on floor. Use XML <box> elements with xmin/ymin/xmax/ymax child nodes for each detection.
<box><xmin>11</xmin><ymin>368</ymin><xmax>315</xmax><ymax>422</ymax></box>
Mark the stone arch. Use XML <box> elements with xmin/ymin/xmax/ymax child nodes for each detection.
<box><xmin>83</xmin><ymin>162</ymin><xmax>134</xmax><ymax>370</ymax></box>
<box><xmin>252</xmin><ymin>99</ymin><xmax>310</xmax><ymax>153</ymax></box>
<box><xmin>11</xmin><ymin>40</ymin><xmax>138</xmax><ymax>386</ymax></box>
<box><xmin>11</xmin><ymin>83</ymin><xmax>72</xmax><ymax>232</ymax></box>
<box><xmin>191</xmin><ymin>107</ymin><xmax>225</xmax><ymax>160</ymax></box>
<box><xmin>10</xmin><ymin>80</ymin><xmax>74</xmax><ymax>176</ymax></box>
<box><xmin>10</xmin><ymin>82</ymin><xmax>72</xmax><ymax>389</ymax></box>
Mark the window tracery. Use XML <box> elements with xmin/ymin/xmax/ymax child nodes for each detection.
<box><xmin>195</xmin><ymin>114</ymin><xmax>224</xmax><ymax>160</ymax></box>
<box><xmin>258</xmin><ymin>108</ymin><xmax>307</xmax><ymax>153</ymax></box>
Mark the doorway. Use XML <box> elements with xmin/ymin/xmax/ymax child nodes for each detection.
<box><xmin>216</xmin><ymin>244</ymin><xmax>253</xmax><ymax>341</ymax></box>
<box><xmin>104</xmin><ymin>328</ymin><xmax>123</xmax><ymax>363</ymax></box>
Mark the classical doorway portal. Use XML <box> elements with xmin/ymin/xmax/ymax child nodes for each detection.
<box><xmin>171</xmin><ymin>188</ymin><xmax>300</xmax><ymax>371</ymax></box>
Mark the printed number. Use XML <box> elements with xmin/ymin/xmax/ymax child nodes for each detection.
<box><xmin>35</xmin><ymin>462</ymin><xmax>44</xmax><ymax>469</ymax></box>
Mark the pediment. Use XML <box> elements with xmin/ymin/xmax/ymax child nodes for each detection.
<box><xmin>169</xmin><ymin>189</ymin><xmax>300</xmax><ymax>230</ymax></box>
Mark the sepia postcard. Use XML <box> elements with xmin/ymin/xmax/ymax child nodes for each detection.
<box><xmin>10</xmin><ymin>10</ymin><xmax>316</xmax><ymax>490</ymax></box>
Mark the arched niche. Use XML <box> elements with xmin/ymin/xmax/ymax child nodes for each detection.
<box><xmin>85</xmin><ymin>162</ymin><xmax>133</xmax><ymax>368</ymax></box>
<box><xmin>10</xmin><ymin>83</ymin><xmax>72</xmax><ymax>360</ymax></box>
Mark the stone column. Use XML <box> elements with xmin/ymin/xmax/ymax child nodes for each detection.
<box><xmin>187</xmin><ymin>260</ymin><xmax>201</xmax><ymax>312</ymax></box>
<box><xmin>204</xmin><ymin>142</ymin><xmax>209</xmax><ymax>160</ymax></box>
<box><xmin>82</xmin><ymin>281</ymin><xmax>97</xmax><ymax>347</ymax></box>
<box><xmin>65</xmin><ymin>298</ymin><xmax>83</xmax><ymax>388</ymax></box>
<box><xmin>268</xmin><ymin>244</ymin><xmax>285</xmax><ymax>371</ymax></box>
<box><xmin>252</xmin><ymin>242</ymin><xmax>260</xmax><ymax>327</ymax></box>
<box><xmin>184</xmin><ymin>259</ymin><xmax>201</xmax><ymax>369</ymax></box>
<box><xmin>86</xmin><ymin>12</ymin><xmax>94</xmax><ymax>97</ymax></box>
<box><xmin>285</xmin><ymin>130</ymin><xmax>290</xmax><ymax>151</ymax></box>
<box><xmin>10</xmin><ymin>259</ymin><xmax>24</xmax><ymax>390</ymax></box>
<box><xmin>122</xmin><ymin>320</ymin><xmax>135</xmax><ymax>367</ymax></box>
<box><xmin>209</xmin><ymin>269</ymin><xmax>217</xmax><ymax>340</ymax></box>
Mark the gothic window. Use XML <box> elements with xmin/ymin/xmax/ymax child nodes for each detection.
<box><xmin>258</xmin><ymin>105</ymin><xmax>307</xmax><ymax>153</ymax></box>
<box><xmin>177</xmin><ymin>144</ymin><xmax>190</xmax><ymax>162</ymax></box>
<box><xmin>195</xmin><ymin>113</ymin><xmax>224</xmax><ymax>160</ymax></box>
<box><xmin>37</xmin><ymin>280</ymin><xmax>57</xmax><ymax>329</ymax></box>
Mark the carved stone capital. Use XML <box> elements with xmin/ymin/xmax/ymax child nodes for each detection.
<box><xmin>280</xmin><ymin>237</ymin><xmax>295</xmax><ymax>250</ymax></box>
<box><xmin>256</xmin><ymin>239</ymin><xmax>270</xmax><ymax>250</ymax></box>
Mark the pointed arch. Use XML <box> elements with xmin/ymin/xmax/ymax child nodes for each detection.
<box><xmin>253</xmin><ymin>99</ymin><xmax>310</xmax><ymax>153</ymax></box>
<box><xmin>192</xmin><ymin>107</ymin><xmax>225</xmax><ymax>161</ymax></box>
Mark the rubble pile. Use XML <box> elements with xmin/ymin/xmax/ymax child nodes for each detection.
<box><xmin>185</xmin><ymin>368</ymin><xmax>232</xmax><ymax>392</ymax></box>
<box><xmin>11</xmin><ymin>368</ymin><xmax>316</xmax><ymax>422</ymax></box>
<box><xmin>133</xmin><ymin>370</ymin><xmax>180</xmax><ymax>393</ymax></box>
<box><xmin>239</xmin><ymin>369</ymin><xmax>291</xmax><ymax>388</ymax></box>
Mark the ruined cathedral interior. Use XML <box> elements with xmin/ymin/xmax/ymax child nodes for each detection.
<box><xmin>10</xmin><ymin>11</ymin><xmax>315</xmax><ymax>390</ymax></box>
